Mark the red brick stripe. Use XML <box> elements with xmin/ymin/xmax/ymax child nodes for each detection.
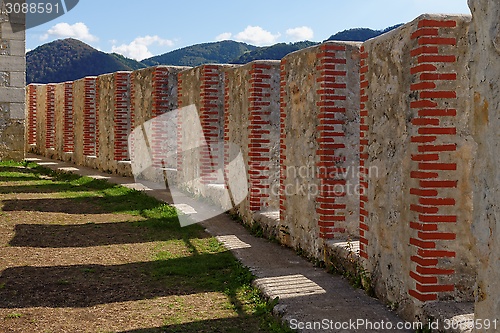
<box><xmin>408</xmin><ymin>18</ymin><xmax>458</xmax><ymax>302</ymax></box>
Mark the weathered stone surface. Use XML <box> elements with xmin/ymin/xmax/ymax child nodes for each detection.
<box><xmin>0</xmin><ymin>7</ymin><xmax>24</xmax><ymax>161</ymax></box>
<box><xmin>362</xmin><ymin>14</ymin><xmax>475</xmax><ymax>320</ymax></box>
<box><xmin>177</xmin><ymin>64</ymin><xmax>234</xmax><ymax>197</ymax></box>
<box><xmin>34</xmin><ymin>84</ymin><xmax>46</xmax><ymax>156</ymax></box>
<box><xmin>224</xmin><ymin>61</ymin><xmax>281</xmax><ymax>224</ymax></box>
<box><xmin>468</xmin><ymin>0</ymin><xmax>500</xmax><ymax>330</ymax></box>
<box><xmin>51</xmin><ymin>83</ymin><xmax>65</xmax><ymax>160</ymax></box>
<box><xmin>96</xmin><ymin>72</ymin><xmax>130</xmax><ymax>175</ymax></box>
<box><xmin>280</xmin><ymin>42</ymin><xmax>361</xmax><ymax>257</ymax></box>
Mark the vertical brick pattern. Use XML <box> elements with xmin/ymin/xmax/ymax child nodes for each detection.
<box><xmin>63</xmin><ymin>82</ymin><xmax>74</xmax><ymax>153</ymax></box>
<box><xmin>248</xmin><ymin>63</ymin><xmax>273</xmax><ymax>211</ymax></box>
<box><xmin>129</xmin><ymin>72</ymin><xmax>136</xmax><ymax>130</ymax></box>
<box><xmin>151</xmin><ymin>67</ymin><xmax>170</xmax><ymax>168</ymax></box>
<box><xmin>83</xmin><ymin>77</ymin><xmax>97</xmax><ymax>156</ymax></box>
<box><xmin>27</xmin><ymin>85</ymin><xmax>37</xmax><ymax>145</ymax></box>
<box><xmin>177</xmin><ymin>72</ymin><xmax>184</xmax><ymax>175</ymax></box>
<box><xmin>315</xmin><ymin>44</ymin><xmax>348</xmax><ymax>240</ymax></box>
<box><xmin>408</xmin><ymin>19</ymin><xmax>458</xmax><ymax>302</ymax></box>
<box><xmin>223</xmin><ymin>72</ymin><xmax>231</xmax><ymax>189</ymax></box>
<box><xmin>129</xmin><ymin>72</ymin><xmax>137</xmax><ymax>163</ymax></box>
<box><xmin>114</xmin><ymin>72</ymin><xmax>131</xmax><ymax>161</ymax></box>
<box><xmin>45</xmin><ymin>84</ymin><xmax>56</xmax><ymax>149</ymax></box>
<box><xmin>200</xmin><ymin>65</ymin><xmax>222</xmax><ymax>185</ymax></box>
<box><xmin>359</xmin><ymin>46</ymin><xmax>369</xmax><ymax>259</ymax></box>
<box><xmin>279</xmin><ymin>60</ymin><xmax>287</xmax><ymax>221</ymax></box>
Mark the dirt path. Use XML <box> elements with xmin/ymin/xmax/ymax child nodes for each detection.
<box><xmin>0</xmin><ymin>164</ymin><xmax>282</xmax><ymax>333</ymax></box>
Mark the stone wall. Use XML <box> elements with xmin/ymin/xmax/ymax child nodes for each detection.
<box><xmin>96</xmin><ymin>72</ymin><xmax>132</xmax><ymax>175</ymax></box>
<box><xmin>224</xmin><ymin>61</ymin><xmax>281</xmax><ymax>223</ymax></box>
<box><xmin>468</xmin><ymin>0</ymin><xmax>500</xmax><ymax>330</ymax></box>
<box><xmin>177</xmin><ymin>64</ymin><xmax>233</xmax><ymax>199</ymax></box>
<box><xmin>24</xmin><ymin>1</ymin><xmax>500</xmax><ymax>326</ymax></box>
<box><xmin>280</xmin><ymin>42</ymin><xmax>361</xmax><ymax>257</ymax></box>
<box><xmin>362</xmin><ymin>14</ymin><xmax>476</xmax><ymax>319</ymax></box>
<box><xmin>0</xmin><ymin>2</ymin><xmax>25</xmax><ymax>161</ymax></box>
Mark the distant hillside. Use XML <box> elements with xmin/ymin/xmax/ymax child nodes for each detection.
<box><xmin>27</xmin><ymin>25</ymin><xmax>405</xmax><ymax>84</ymax></box>
<box><xmin>27</xmin><ymin>38</ymin><xmax>146</xmax><ymax>84</ymax></box>
<box><xmin>230</xmin><ymin>41</ymin><xmax>319</xmax><ymax>64</ymax></box>
<box><xmin>327</xmin><ymin>24</ymin><xmax>403</xmax><ymax>42</ymax></box>
<box><xmin>142</xmin><ymin>41</ymin><xmax>258</xmax><ymax>67</ymax></box>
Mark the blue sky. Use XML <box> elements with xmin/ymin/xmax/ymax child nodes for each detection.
<box><xmin>26</xmin><ymin>0</ymin><xmax>471</xmax><ymax>61</ymax></box>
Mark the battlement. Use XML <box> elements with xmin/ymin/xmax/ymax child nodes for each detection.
<box><xmin>23</xmin><ymin>1</ymin><xmax>500</xmax><ymax>328</ymax></box>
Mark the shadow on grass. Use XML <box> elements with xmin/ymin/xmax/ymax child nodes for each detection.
<box><xmin>117</xmin><ymin>317</ymin><xmax>270</xmax><ymax>333</ymax></box>
<box><xmin>8</xmin><ymin>219</ymin><xmax>209</xmax><ymax>247</ymax></box>
<box><xmin>0</xmin><ymin>252</ymin><xmax>244</xmax><ymax>309</ymax></box>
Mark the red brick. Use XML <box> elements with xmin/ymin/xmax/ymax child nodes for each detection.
<box><xmin>410</xmin><ymin>221</ymin><xmax>438</xmax><ymax>231</ymax></box>
<box><xmin>418</xmin><ymin>231</ymin><xmax>456</xmax><ymax>240</ymax></box>
<box><xmin>411</xmin><ymin>171</ymin><xmax>439</xmax><ymax>179</ymax></box>
<box><xmin>420</xmin><ymin>197</ymin><xmax>455</xmax><ymax>206</ymax></box>
<box><xmin>418</xmin><ymin>162</ymin><xmax>456</xmax><ymax>171</ymax></box>
<box><xmin>411</xmin><ymin>118</ymin><xmax>439</xmax><ymax>126</ymax></box>
<box><xmin>410</xmin><ymin>46</ymin><xmax>439</xmax><ymax>57</ymax></box>
<box><xmin>411</xmin><ymin>256</ymin><xmax>439</xmax><ymax>267</ymax></box>
<box><xmin>410</xmin><ymin>237</ymin><xmax>436</xmax><ymax>249</ymax></box>
<box><xmin>418</xmin><ymin>127</ymin><xmax>456</xmax><ymax>135</ymax></box>
<box><xmin>411</xmin><ymin>82</ymin><xmax>437</xmax><ymax>91</ymax></box>
<box><xmin>416</xmin><ymin>283</ymin><xmax>455</xmax><ymax>293</ymax></box>
<box><xmin>420</xmin><ymin>180</ymin><xmax>457</xmax><ymax>188</ymax></box>
<box><xmin>416</xmin><ymin>265</ymin><xmax>455</xmax><ymax>275</ymax></box>
<box><xmin>418</xmin><ymin>37</ymin><xmax>456</xmax><ymax>45</ymax></box>
<box><xmin>419</xmin><ymin>214</ymin><xmax>457</xmax><ymax>223</ymax></box>
<box><xmin>418</xmin><ymin>55</ymin><xmax>456</xmax><ymax>63</ymax></box>
<box><xmin>418</xmin><ymin>108</ymin><xmax>457</xmax><ymax>117</ymax></box>
<box><xmin>410</xmin><ymin>271</ymin><xmax>438</xmax><ymax>284</ymax></box>
<box><xmin>411</xmin><ymin>28</ymin><xmax>439</xmax><ymax>40</ymax></box>
<box><xmin>418</xmin><ymin>19</ymin><xmax>457</xmax><ymax>28</ymax></box>
<box><xmin>420</xmin><ymin>91</ymin><xmax>457</xmax><ymax>99</ymax></box>
<box><xmin>418</xmin><ymin>249</ymin><xmax>456</xmax><ymax>258</ymax></box>
<box><xmin>411</xmin><ymin>64</ymin><xmax>438</xmax><ymax>74</ymax></box>
<box><xmin>410</xmin><ymin>188</ymin><xmax>439</xmax><ymax>197</ymax></box>
<box><xmin>411</xmin><ymin>153</ymin><xmax>440</xmax><ymax>161</ymax></box>
<box><xmin>409</xmin><ymin>289</ymin><xmax>438</xmax><ymax>302</ymax></box>
<box><xmin>420</xmin><ymin>73</ymin><xmax>457</xmax><ymax>81</ymax></box>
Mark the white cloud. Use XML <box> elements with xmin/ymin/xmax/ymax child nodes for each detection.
<box><xmin>111</xmin><ymin>35</ymin><xmax>175</xmax><ymax>61</ymax></box>
<box><xmin>286</xmin><ymin>26</ymin><xmax>314</xmax><ymax>41</ymax></box>
<box><xmin>234</xmin><ymin>26</ymin><xmax>281</xmax><ymax>46</ymax></box>
<box><xmin>40</xmin><ymin>22</ymin><xmax>98</xmax><ymax>43</ymax></box>
<box><xmin>216</xmin><ymin>32</ymin><xmax>232</xmax><ymax>41</ymax></box>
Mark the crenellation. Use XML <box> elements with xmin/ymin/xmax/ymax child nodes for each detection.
<box><xmin>22</xmin><ymin>2</ymin><xmax>500</xmax><ymax>329</ymax></box>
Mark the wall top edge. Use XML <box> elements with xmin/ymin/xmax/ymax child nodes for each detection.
<box><xmin>226</xmin><ymin>60</ymin><xmax>281</xmax><ymax>71</ymax></box>
<box><xmin>283</xmin><ymin>41</ymin><xmax>362</xmax><ymax>61</ymax></box>
<box><xmin>178</xmin><ymin>63</ymin><xmax>237</xmax><ymax>75</ymax></box>
<box><xmin>363</xmin><ymin>13</ymin><xmax>472</xmax><ymax>46</ymax></box>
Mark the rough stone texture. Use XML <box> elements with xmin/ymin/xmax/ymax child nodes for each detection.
<box><xmin>23</xmin><ymin>3</ymin><xmax>500</xmax><ymax>326</ymax></box>
<box><xmin>468</xmin><ymin>0</ymin><xmax>500</xmax><ymax>330</ymax></box>
<box><xmin>130</xmin><ymin>66</ymin><xmax>186</xmax><ymax>182</ymax></box>
<box><xmin>50</xmin><ymin>83</ymin><xmax>65</xmax><ymax>160</ymax></box>
<box><xmin>280</xmin><ymin>42</ymin><xmax>361</xmax><ymax>258</ymax></box>
<box><xmin>177</xmin><ymin>64</ymin><xmax>234</xmax><ymax>197</ymax></box>
<box><xmin>72</xmin><ymin>77</ymin><xmax>97</xmax><ymax>167</ymax></box>
<box><xmin>34</xmin><ymin>84</ymin><xmax>47</xmax><ymax>156</ymax></box>
<box><xmin>25</xmin><ymin>84</ymin><xmax>38</xmax><ymax>152</ymax></box>
<box><xmin>0</xmin><ymin>4</ymin><xmax>25</xmax><ymax>161</ymax></box>
<box><xmin>223</xmin><ymin>61</ymin><xmax>281</xmax><ymax>224</ymax></box>
<box><xmin>362</xmin><ymin>14</ymin><xmax>475</xmax><ymax>320</ymax></box>
<box><xmin>96</xmin><ymin>72</ymin><xmax>133</xmax><ymax>176</ymax></box>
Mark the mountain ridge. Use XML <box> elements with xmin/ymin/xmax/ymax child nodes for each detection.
<box><xmin>27</xmin><ymin>24</ymin><xmax>404</xmax><ymax>84</ymax></box>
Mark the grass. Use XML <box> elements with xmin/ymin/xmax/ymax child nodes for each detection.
<box><xmin>5</xmin><ymin>312</ymin><xmax>22</xmax><ymax>319</ymax></box>
<box><xmin>0</xmin><ymin>161</ymin><xmax>294</xmax><ymax>333</ymax></box>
